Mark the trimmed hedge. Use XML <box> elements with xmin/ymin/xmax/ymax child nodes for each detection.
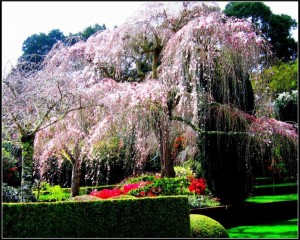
<box><xmin>190</xmin><ymin>214</ymin><xmax>229</xmax><ymax>238</ymax></box>
<box><xmin>3</xmin><ymin>196</ymin><xmax>190</xmax><ymax>238</ymax></box>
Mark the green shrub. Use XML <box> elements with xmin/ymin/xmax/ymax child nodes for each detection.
<box><xmin>33</xmin><ymin>183</ymin><xmax>70</xmax><ymax>202</ymax></box>
<box><xmin>174</xmin><ymin>166</ymin><xmax>194</xmax><ymax>178</ymax></box>
<box><xmin>123</xmin><ymin>174</ymin><xmax>156</xmax><ymax>183</ymax></box>
<box><xmin>127</xmin><ymin>176</ymin><xmax>190</xmax><ymax>196</ymax></box>
<box><xmin>3</xmin><ymin>196</ymin><xmax>190</xmax><ymax>238</ymax></box>
<box><xmin>2</xmin><ymin>183</ymin><xmax>20</xmax><ymax>202</ymax></box>
<box><xmin>190</xmin><ymin>214</ymin><xmax>229</xmax><ymax>238</ymax></box>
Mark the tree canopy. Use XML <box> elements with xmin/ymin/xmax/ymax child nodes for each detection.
<box><xmin>224</xmin><ymin>2</ymin><xmax>298</xmax><ymax>61</ymax></box>
<box><xmin>21</xmin><ymin>29</ymin><xmax>66</xmax><ymax>64</ymax></box>
<box><xmin>69</xmin><ymin>23</ymin><xmax>106</xmax><ymax>40</ymax></box>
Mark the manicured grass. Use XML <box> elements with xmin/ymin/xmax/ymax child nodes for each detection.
<box><xmin>227</xmin><ymin>218</ymin><xmax>298</xmax><ymax>238</ymax></box>
<box><xmin>253</xmin><ymin>183</ymin><xmax>297</xmax><ymax>189</ymax></box>
<box><xmin>245</xmin><ymin>194</ymin><xmax>298</xmax><ymax>203</ymax></box>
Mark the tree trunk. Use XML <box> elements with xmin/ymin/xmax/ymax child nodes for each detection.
<box><xmin>71</xmin><ymin>160</ymin><xmax>81</xmax><ymax>197</ymax></box>
<box><xmin>160</xmin><ymin>115</ymin><xmax>175</xmax><ymax>178</ymax></box>
<box><xmin>151</xmin><ymin>107</ymin><xmax>175</xmax><ymax>178</ymax></box>
<box><xmin>20</xmin><ymin>133</ymin><xmax>36</xmax><ymax>202</ymax></box>
<box><xmin>152</xmin><ymin>47</ymin><xmax>161</xmax><ymax>79</ymax></box>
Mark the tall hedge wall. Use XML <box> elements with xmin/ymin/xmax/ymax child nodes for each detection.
<box><xmin>3</xmin><ymin>196</ymin><xmax>190</xmax><ymax>238</ymax></box>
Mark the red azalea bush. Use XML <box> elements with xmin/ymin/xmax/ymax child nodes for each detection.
<box><xmin>188</xmin><ymin>178</ymin><xmax>206</xmax><ymax>195</ymax></box>
<box><xmin>89</xmin><ymin>181</ymin><xmax>152</xmax><ymax>199</ymax></box>
<box><xmin>90</xmin><ymin>188</ymin><xmax>122</xmax><ymax>199</ymax></box>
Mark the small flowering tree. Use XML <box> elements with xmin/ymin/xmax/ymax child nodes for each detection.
<box><xmin>2</xmin><ymin>39</ymin><xmax>116</xmax><ymax>201</ymax></box>
<box><xmin>2</xmin><ymin>59</ymin><xmax>82</xmax><ymax>201</ymax></box>
<box><xmin>34</xmin><ymin>105</ymin><xmax>106</xmax><ymax>197</ymax></box>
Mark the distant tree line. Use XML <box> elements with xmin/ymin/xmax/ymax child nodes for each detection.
<box><xmin>19</xmin><ymin>23</ymin><xmax>106</xmax><ymax>65</ymax></box>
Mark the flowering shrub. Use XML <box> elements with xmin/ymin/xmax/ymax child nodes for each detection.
<box><xmin>2</xmin><ymin>141</ymin><xmax>21</xmax><ymax>187</ymax></box>
<box><xmin>173</xmin><ymin>135</ymin><xmax>187</xmax><ymax>151</ymax></box>
<box><xmin>89</xmin><ymin>181</ymin><xmax>152</xmax><ymax>199</ymax></box>
<box><xmin>122</xmin><ymin>181</ymin><xmax>151</xmax><ymax>194</ymax></box>
<box><xmin>188</xmin><ymin>178</ymin><xmax>206</xmax><ymax>195</ymax></box>
<box><xmin>274</xmin><ymin>90</ymin><xmax>298</xmax><ymax>109</ymax></box>
<box><xmin>172</xmin><ymin>135</ymin><xmax>187</xmax><ymax>159</ymax></box>
<box><xmin>249</xmin><ymin>117</ymin><xmax>297</xmax><ymax>145</ymax></box>
<box><xmin>274</xmin><ymin>90</ymin><xmax>298</xmax><ymax>123</ymax></box>
<box><xmin>127</xmin><ymin>176</ymin><xmax>207</xmax><ymax>197</ymax></box>
<box><xmin>122</xmin><ymin>183</ymin><xmax>141</xmax><ymax>194</ymax></box>
<box><xmin>90</xmin><ymin>188</ymin><xmax>122</xmax><ymax>199</ymax></box>
<box><xmin>89</xmin><ymin>175</ymin><xmax>208</xmax><ymax>200</ymax></box>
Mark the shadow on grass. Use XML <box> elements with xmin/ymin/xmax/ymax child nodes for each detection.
<box><xmin>227</xmin><ymin>218</ymin><xmax>298</xmax><ymax>238</ymax></box>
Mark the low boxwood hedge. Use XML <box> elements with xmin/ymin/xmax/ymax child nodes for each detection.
<box><xmin>3</xmin><ymin>196</ymin><xmax>190</xmax><ymax>238</ymax></box>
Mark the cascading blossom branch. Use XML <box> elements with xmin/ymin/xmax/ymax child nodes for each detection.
<box><xmin>160</xmin><ymin>11</ymin><xmax>271</xmax><ymax>85</ymax></box>
<box><xmin>159</xmin><ymin>11</ymin><xmax>271</xmax><ymax>123</ymax></box>
<box><xmin>248</xmin><ymin>117</ymin><xmax>298</xmax><ymax>145</ymax></box>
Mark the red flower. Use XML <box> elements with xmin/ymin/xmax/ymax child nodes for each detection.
<box><xmin>188</xmin><ymin>178</ymin><xmax>206</xmax><ymax>195</ymax></box>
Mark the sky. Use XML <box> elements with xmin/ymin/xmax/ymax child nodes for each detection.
<box><xmin>2</xmin><ymin>1</ymin><xmax>299</xmax><ymax>76</ymax></box>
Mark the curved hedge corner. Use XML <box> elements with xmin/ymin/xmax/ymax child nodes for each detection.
<box><xmin>190</xmin><ymin>214</ymin><xmax>229</xmax><ymax>238</ymax></box>
<box><xmin>3</xmin><ymin>196</ymin><xmax>190</xmax><ymax>238</ymax></box>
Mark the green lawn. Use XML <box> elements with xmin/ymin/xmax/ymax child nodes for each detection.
<box><xmin>245</xmin><ymin>194</ymin><xmax>298</xmax><ymax>203</ymax></box>
<box><xmin>253</xmin><ymin>183</ymin><xmax>297</xmax><ymax>188</ymax></box>
<box><xmin>227</xmin><ymin>218</ymin><xmax>298</xmax><ymax>238</ymax></box>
